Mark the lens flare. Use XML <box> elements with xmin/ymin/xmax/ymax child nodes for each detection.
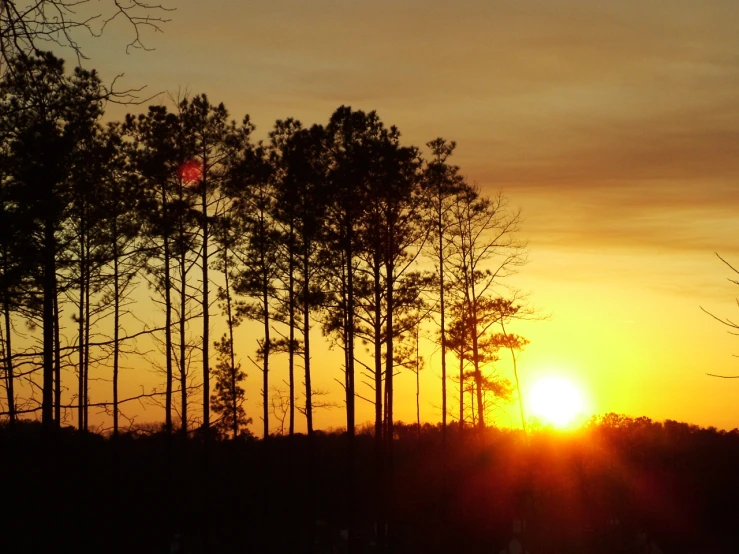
<box><xmin>178</xmin><ymin>159</ymin><xmax>203</xmax><ymax>186</ymax></box>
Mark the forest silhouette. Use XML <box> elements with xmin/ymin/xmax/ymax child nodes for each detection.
<box><xmin>1</xmin><ymin>21</ymin><xmax>738</xmax><ymax>553</ymax></box>
<box><xmin>4</xmin><ymin>416</ymin><xmax>739</xmax><ymax>553</ymax></box>
<box><xmin>0</xmin><ymin>52</ymin><xmax>530</xmax><ymax>437</ymax></box>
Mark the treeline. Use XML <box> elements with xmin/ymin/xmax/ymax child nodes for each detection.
<box><xmin>0</xmin><ymin>51</ymin><xmax>530</xmax><ymax>444</ymax></box>
<box><xmin>3</xmin><ymin>415</ymin><xmax>739</xmax><ymax>553</ymax></box>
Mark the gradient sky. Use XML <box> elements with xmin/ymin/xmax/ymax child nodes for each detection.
<box><xmin>61</xmin><ymin>0</ymin><xmax>739</xmax><ymax>431</ymax></box>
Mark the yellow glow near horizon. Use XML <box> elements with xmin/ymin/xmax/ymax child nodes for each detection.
<box><xmin>528</xmin><ymin>376</ymin><xmax>587</xmax><ymax>428</ymax></box>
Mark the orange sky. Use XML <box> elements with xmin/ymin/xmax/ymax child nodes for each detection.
<box><xmin>39</xmin><ymin>0</ymin><xmax>739</xmax><ymax>432</ymax></box>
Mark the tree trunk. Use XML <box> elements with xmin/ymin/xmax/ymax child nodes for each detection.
<box><xmin>83</xmin><ymin>233</ymin><xmax>91</xmax><ymax>431</ymax></box>
<box><xmin>459</xmin><ymin>350</ymin><xmax>464</xmax><ymax>435</ymax></box>
<box><xmin>416</xmin><ymin>325</ymin><xmax>421</xmax><ymax>439</ymax></box>
<box><xmin>466</xmin><ymin>213</ymin><xmax>484</xmax><ymax>429</ymax></box>
<box><xmin>164</xmin><ymin>235</ymin><xmax>173</xmax><ymax>434</ymax></box>
<box><xmin>502</xmin><ymin>319</ymin><xmax>527</xmax><ymax>438</ymax></box>
<box><xmin>302</xmin><ymin>247</ymin><xmax>313</xmax><ymax>436</ymax></box>
<box><xmin>163</xmin><ymin>186</ymin><xmax>173</xmax><ymax>435</ymax></box>
<box><xmin>42</xmin><ymin>217</ymin><xmax>55</xmax><ymax>428</ymax></box>
<box><xmin>2</xmin><ymin>294</ymin><xmax>14</xmax><ymax>424</ymax></box>
<box><xmin>0</xmin><ymin>235</ymin><xmax>14</xmax><ymax>424</ymax></box>
<box><xmin>346</xmin><ymin>240</ymin><xmax>355</xmax><ymax>437</ymax></box>
<box><xmin>262</xmin><ymin>271</ymin><xmax>270</xmax><ymax>440</ymax></box>
<box><xmin>77</xmin><ymin>228</ymin><xmax>85</xmax><ymax>430</ymax></box>
<box><xmin>180</xmin><ymin>241</ymin><xmax>187</xmax><ymax>436</ymax></box>
<box><xmin>472</xmin><ymin>318</ymin><xmax>484</xmax><ymax>429</ymax></box>
<box><xmin>201</xmin><ymin>179</ymin><xmax>210</xmax><ymax>435</ymax></box>
<box><xmin>112</xmin><ymin>207</ymin><xmax>120</xmax><ymax>438</ymax></box>
<box><xmin>373</xmin><ymin>255</ymin><xmax>382</xmax><ymax>446</ymax></box>
<box><xmin>261</xmin><ymin>214</ymin><xmax>270</xmax><ymax>440</ymax></box>
<box><xmin>288</xmin><ymin>225</ymin><xmax>295</xmax><ymax>436</ymax></box>
<box><xmin>54</xmin><ymin>286</ymin><xmax>61</xmax><ymax>426</ymax></box>
<box><xmin>385</xmin><ymin>261</ymin><xmax>395</xmax><ymax>452</ymax></box>
<box><xmin>384</xmin><ymin>258</ymin><xmax>395</xmax><ymax>553</ymax></box>
<box><xmin>223</xmin><ymin>250</ymin><xmax>238</xmax><ymax>439</ymax></box>
<box><xmin>438</xmin><ymin>207</ymin><xmax>447</xmax><ymax>443</ymax></box>
<box><xmin>179</xmin><ymin>178</ymin><xmax>187</xmax><ymax>436</ymax></box>
<box><xmin>470</xmin><ymin>295</ymin><xmax>484</xmax><ymax>430</ymax></box>
<box><xmin>372</xmin><ymin>251</ymin><xmax>385</xmax><ymax>551</ymax></box>
<box><xmin>345</xmin><ymin>224</ymin><xmax>356</xmax><ymax>551</ymax></box>
<box><xmin>200</xmin><ymin>160</ymin><xmax>211</xmax><ymax>554</ymax></box>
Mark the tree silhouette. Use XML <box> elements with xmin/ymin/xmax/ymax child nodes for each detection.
<box><xmin>65</xmin><ymin>113</ymin><xmax>115</xmax><ymax>431</ymax></box>
<box><xmin>270</xmin><ymin>120</ymin><xmax>329</xmax><ymax>436</ymax></box>
<box><xmin>0</xmin><ymin>54</ymin><xmax>539</xmax><ymax>469</ymax></box>
<box><xmin>0</xmin><ymin>52</ymin><xmax>106</xmax><ymax>427</ymax></box>
<box><xmin>446</xmin><ymin>183</ymin><xmax>526</xmax><ymax>429</ymax></box>
<box><xmin>374</xmin><ymin>129</ymin><xmax>425</xmax><ymax>468</ymax></box>
<box><xmin>393</xmin><ymin>316</ymin><xmax>425</xmax><ymax>438</ymax></box>
<box><xmin>179</xmin><ymin>93</ymin><xmax>239</xmax><ymax>437</ymax></box>
<box><xmin>226</xmin><ymin>129</ymin><xmax>278</xmax><ymax>441</ymax></box>
<box><xmin>127</xmin><ymin>104</ymin><xmax>180</xmax><ymax>433</ymax></box>
<box><xmin>170</xmin><ymin>100</ymin><xmax>200</xmax><ymax>436</ymax></box>
<box><xmin>0</xmin><ymin>88</ymin><xmax>38</xmax><ymax>423</ymax></box>
<box><xmin>422</xmin><ymin>138</ymin><xmax>464</xmax><ymax>442</ymax></box>
<box><xmin>445</xmin><ymin>297</ymin><xmax>472</xmax><ymax>430</ymax></box>
<box><xmin>211</xmin><ymin>199</ymin><xmax>247</xmax><ymax>440</ymax></box>
<box><xmin>268</xmin><ymin>118</ymin><xmax>302</xmax><ymax>436</ymax></box>
<box><xmin>0</xmin><ymin>0</ymin><xmax>171</xmax><ymax>76</ymax></box>
<box><xmin>495</xmin><ymin>298</ymin><xmax>532</xmax><ymax>436</ymax></box>
<box><xmin>322</xmin><ymin>106</ymin><xmax>379</xmax><ymax>442</ymax></box>
<box><xmin>210</xmin><ymin>335</ymin><xmax>250</xmax><ymax>439</ymax></box>
<box><xmin>100</xmin><ymin>122</ymin><xmax>144</xmax><ymax>438</ymax></box>
<box><xmin>321</xmin><ymin>106</ymin><xmax>390</xmax><ymax>549</ymax></box>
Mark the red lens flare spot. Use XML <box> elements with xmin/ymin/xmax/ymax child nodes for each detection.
<box><xmin>178</xmin><ymin>160</ymin><xmax>203</xmax><ymax>186</ymax></box>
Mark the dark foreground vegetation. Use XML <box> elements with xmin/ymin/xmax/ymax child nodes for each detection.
<box><xmin>3</xmin><ymin>414</ymin><xmax>739</xmax><ymax>554</ymax></box>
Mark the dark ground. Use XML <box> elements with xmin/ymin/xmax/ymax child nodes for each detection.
<box><xmin>2</xmin><ymin>415</ymin><xmax>739</xmax><ymax>553</ymax></box>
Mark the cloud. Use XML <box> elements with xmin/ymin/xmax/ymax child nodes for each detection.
<box><xmin>95</xmin><ymin>0</ymin><xmax>739</xmax><ymax>256</ymax></box>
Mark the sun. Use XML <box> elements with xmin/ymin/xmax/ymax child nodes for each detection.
<box><xmin>528</xmin><ymin>376</ymin><xmax>586</xmax><ymax>428</ymax></box>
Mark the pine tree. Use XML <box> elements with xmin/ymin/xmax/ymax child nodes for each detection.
<box><xmin>211</xmin><ymin>207</ymin><xmax>251</xmax><ymax>439</ymax></box>
<box><xmin>225</xmin><ymin>130</ymin><xmax>279</xmax><ymax>440</ymax></box>
<box><xmin>0</xmin><ymin>52</ymin><xmax>106</xmax><ymax>427</ymax></box>
<box><xmin>270</xmin><ymin>121</ymin><xmax>329</xmax><ymax>435</ymax></box>
<box><xmin>126</xmin><ymin>105</ymin><xmax>180</xmax><ymax>434</ymax></box>
<box><xmin>422</xmin><ymin>138</ymin><xmax>464</xmax><ymax>442</ymax></box>
<box><xmin>210</xmin><ymin>335</ymin><xmax>251</xmax><ymax>439</ymax></box>
<box><xmin>179</xmin><ymin>94</ymin><xmax>239</xmax><ymax>437</ymax></box>
<box><xmin>100</xmin><ymin>122</ymin><xmax>144</xmax><ymax>437</ymax></box>
<box><xmin>446</xmin><ymin>183</ymin><xmax>526</xmax><ymax>429</ymax></box>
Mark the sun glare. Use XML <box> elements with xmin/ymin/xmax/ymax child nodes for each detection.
<box><xmin>528</xmin><ymin>376</ymin><xmax>586</xmax><ymax>428</ymax></box>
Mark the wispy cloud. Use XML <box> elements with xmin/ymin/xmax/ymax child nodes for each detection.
<box><xmin>96</xmin><ymin>0</ymin><xmax>739</xmax><ymax>255</ymax></box>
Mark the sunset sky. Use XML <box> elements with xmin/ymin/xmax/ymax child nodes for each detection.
<box><xmin>58</xmin><ymin>0</ymin><xmax>739</xmax><ymax>431</ymax></box>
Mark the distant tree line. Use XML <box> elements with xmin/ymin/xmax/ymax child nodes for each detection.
<box><xmin>4</xmin><ymin>414</ymin><xmax>739</xmax><ymax>553</ymax></box>
<box><xmin>0</xmin><ymin>52</ymin><xmax>531</xmax><ymax>447</ymax></box>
